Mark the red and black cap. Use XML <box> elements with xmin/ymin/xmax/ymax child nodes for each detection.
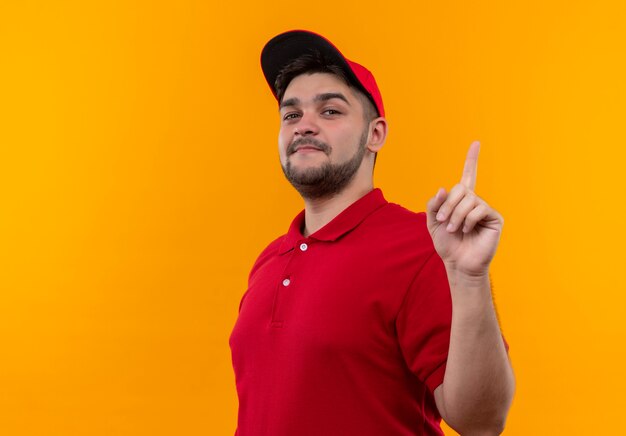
<box><xmin>260</xmin><ymin>30</ymin><xmax>385</xmax><ymax>117</ymax></box>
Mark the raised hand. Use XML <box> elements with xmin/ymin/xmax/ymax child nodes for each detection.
<box><xmin>426</xmin><ymin>141</ymin><xmax>503</xmax><ymax>277</ymax></box>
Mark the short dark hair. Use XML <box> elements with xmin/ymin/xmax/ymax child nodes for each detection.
<box><xmin>274</xmin><ymin>51</ymin><xmax>379</xmax><ymax>124</ymax></box>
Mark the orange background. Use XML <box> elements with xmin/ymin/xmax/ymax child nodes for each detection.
<box><xmin>1</xmin><ymin>1</ymin><xmax>625</xmax><ymax>435</ymax></box>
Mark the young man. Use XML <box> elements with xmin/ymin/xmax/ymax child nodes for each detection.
<box><xmin>229</xmin><ymin>30</ymin><xmax>515</xmax><ymax>436</ymax></box>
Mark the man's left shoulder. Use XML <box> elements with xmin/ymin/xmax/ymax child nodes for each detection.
<box><xmin>365</xmin><ymin>200</ymin><xmax>432</xmax><ymax>245</ymax></box>
<box><xmin>376</xmin><ymin>201</ymin><xmax>428</xmax><ymax>229</ymax></box>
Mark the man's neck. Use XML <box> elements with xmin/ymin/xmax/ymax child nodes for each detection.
<box><xmin>301</xmin><ymin>181</ymin><xmax>374</xmax><ymax>237</ymax></box>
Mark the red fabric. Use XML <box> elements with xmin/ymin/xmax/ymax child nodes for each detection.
<box><xmin>229</xmin><ymin>189</ymin><xmax>453</xmax><ymax>435</ymax></box>
<box><xmin>346</xmin><ymin>59</ymin><xmax>385</xmax><ymax>117</ymax></box>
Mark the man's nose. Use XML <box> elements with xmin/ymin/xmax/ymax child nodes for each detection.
<box><xmin>294</xmin><ymin>113</ymin><xmax>319</xmax><ymax>136</ymax></box>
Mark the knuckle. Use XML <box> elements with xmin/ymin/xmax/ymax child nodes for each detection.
<box><xmin>464</xmin><ymin>213</ymin><xmax>477</xmax><ymax>224</ymax></box>
<box><xmin>465</xmin><ymin>193</ymin><xmax>477</xmax><ymax>206</ymax></box>
<box><xmin>453</xmin><ymin>183</ymin><xmax>466</xmax><ymax>194</ymax></box>
<box><xmin>449</xmin><ymin>209</ymin><xmax>464</xmax><ymax>224</ymax></box>
<box><xmin>466</xmin><ymin>208</ymin><xmax>481</xmax><ymax>222</ymax></box>
<box><xmin>448</xmin><ymin>184</ymin><xmax>461</xmax><ymax>197</ymax></box>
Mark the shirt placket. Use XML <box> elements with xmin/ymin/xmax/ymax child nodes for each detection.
<box><xmin>270</xmin><ymin>239</ymin><xmax>311</xmax><ymax>328</ymax></box>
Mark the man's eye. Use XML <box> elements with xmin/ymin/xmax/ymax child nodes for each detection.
<box><xmin>283</xmin><ymin>113</ymin><xmax>300</xmax><ymax>121</ymax></box>
<box><xmin>323</xmin><ymin>109</ymin><xmax>341</xmax><ymax>115</ymax></box>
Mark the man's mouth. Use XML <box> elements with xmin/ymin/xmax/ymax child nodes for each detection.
<box><xmin>288</xmin><ymin>138</ymin><xmax>329</xmax><ymax>156</ymax></box>
<box><xmin>294</xmin><ymin>146</ymin><xmax>323</xmax><ymax>153</ymax></box>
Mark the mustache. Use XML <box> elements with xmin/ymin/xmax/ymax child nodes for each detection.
<box><xmin>287</xmin><ymin>138</ymin><xmax>331</xmax><ymax>156</ymax></box>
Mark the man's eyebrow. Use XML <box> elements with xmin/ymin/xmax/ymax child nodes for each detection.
<box><xmin>279</xmin><ymin>93</ymin><xmax>351</xmax><ymax>110</ymax></box>
<box><xmin>279</xmin><ymin>97</ymin><xmax>300</xmax><ymax>110</ymax></box>
<box><xmin>315</xmin><ymin>92</ymin><xmax>350</xmax><ymax>105</ymax></box>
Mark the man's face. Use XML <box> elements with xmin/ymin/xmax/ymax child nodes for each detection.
<box><xmin>278</xmin><ymin>73</ymin><xmax>371</xmax><ymax>200</ymax></box>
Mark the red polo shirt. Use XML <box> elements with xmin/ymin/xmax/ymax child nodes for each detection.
<box><xmin>230</xmin><ymin>188</ymin><xmax>454</xmax><ymax>435</ymax></box>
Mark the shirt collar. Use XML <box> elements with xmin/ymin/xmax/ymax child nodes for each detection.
<box><xmin>278</xmin><ymin>188</ymin><xmax>388</xmax><ymax>254</ymax></box>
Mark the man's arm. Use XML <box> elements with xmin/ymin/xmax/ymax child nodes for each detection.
<box><xmin>426</xmin><ymin>141</ymin><xmax>515</xmax><ymax>434</ymax></box>
<box><xmin>433</xmin><ymin>272</ymin><xmax>514</xmax><ymax>435</ymax></box>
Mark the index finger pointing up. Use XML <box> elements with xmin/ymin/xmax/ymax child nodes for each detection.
<box><xmin>461</xmin><ymin>140</ymin><xmax>480</xmax><ymax>190</ymax></box>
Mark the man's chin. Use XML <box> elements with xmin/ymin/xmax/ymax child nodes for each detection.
<box><xmin>287</xmin><ymin>154</ymin><xmax>326</xmax><ymax>168</ymax></box>
<box><xmin>283</xmin><ymin>161</ymin><xmax>327</xmax><ymax>179</ymax></box>
<box><xmin>285</xmin><ymin>171</ymin><xmax>327</xmax><ymax>187</ymax></box>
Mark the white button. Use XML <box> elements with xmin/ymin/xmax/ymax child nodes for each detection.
<box><xmin>282</xmin><ymin>278</ymin><xmax>291</xmax><ymax>287</ymax></box>
<box><xmin>299</xmin><ymin>243</ymin><xmax>308</xmax><ymax>251</ymax></box>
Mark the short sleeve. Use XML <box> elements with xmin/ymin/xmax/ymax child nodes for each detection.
<box><xmin>395</xmin><ymin>251</ymin><xmax>452</xmax><ymax>394</ymax></box>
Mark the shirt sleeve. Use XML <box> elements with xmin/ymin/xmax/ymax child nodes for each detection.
<box><xmin>395</xmin><ymin>251</ymin><xmax>452</xmax><ymax>394</ymax></box>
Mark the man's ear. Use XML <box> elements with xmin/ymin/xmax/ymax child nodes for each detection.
<box><xmin>367</xmin><ymin>117</ymin><xmax>388</xmax><ymax>153</ymax></box>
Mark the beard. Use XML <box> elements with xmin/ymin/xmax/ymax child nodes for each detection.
<box><xmin>281</xmin><ymin>127</ymin><xmax>369</xmax><ymax>200</ymax></box>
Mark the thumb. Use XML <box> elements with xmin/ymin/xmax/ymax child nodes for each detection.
<box><xmin>426</xmin><ymin>187</ymin><xmax>447</xmax><ymax>228</ymax></box>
